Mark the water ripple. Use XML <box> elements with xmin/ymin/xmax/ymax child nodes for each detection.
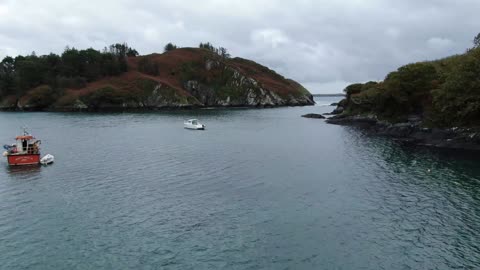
<box><xmin>0</xmin><ymin>102</ymin><xmax>480</xmax><ymax>269</ymax></box>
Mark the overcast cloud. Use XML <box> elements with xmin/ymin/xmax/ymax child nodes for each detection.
<box><xmin>0</xmin><ymin>0</ymin><xmax>478</xmax><ymax>93</ymax></box>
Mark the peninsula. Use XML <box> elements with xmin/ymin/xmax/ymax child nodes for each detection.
<box><xmin>0</xmin><ymin>43</ymin><xmax>314</xmax><ymax>111</ymax></box>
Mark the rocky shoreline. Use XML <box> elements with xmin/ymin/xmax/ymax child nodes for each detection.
<box><xmin>0</xmin><ymin>100</ymin><xmax>314</xmax><ymax>112</ymax></box>
<box><xmin>326</xmin><ymin>114</ymin><xmax>480</xmax><ymax>151</ymax></box>
<box><xmin>301</xmin><ymin>113</ymin><xmax>326</xmax><ymax>119</ymax></box>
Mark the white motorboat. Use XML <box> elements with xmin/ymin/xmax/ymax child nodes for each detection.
<box><xmin>40</xmin><ymin>154</ymin><xmax>54</xmax><ymax>165</ymax></box>
<box><xmin>184</xmin><ymin>119</ymin><xmax>205</xmax><ymax>130</ymax></box>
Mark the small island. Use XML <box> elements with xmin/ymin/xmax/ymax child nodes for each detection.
<box><xmin>0</xmin><ymin>43</ymin><xmax>314</xmax><ymax>111</ymax></box>
<box><xmin>326</xmin><ymin>36</ymin><xmax>480</xmax><ymax>150</ymax></box>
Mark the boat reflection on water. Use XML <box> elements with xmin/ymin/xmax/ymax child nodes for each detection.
<box><xmin>5</xmin><ymin>163</ymin><xmax>41</xmax><ymax>176</ymax></box>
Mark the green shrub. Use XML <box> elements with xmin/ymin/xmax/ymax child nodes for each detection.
<box><xmin>344</xmin><ymin>83</ymin><xmax>363</xmax><ymax>98</ymax></box>
<box><xmin>81</xmin><ymin>87</ymin><xmax>133</xmax><ymax>108</ymax></box>
<box><xmin>164</xmin><ymin>43</ymin><xmax>177</xmax><ymax>52</ymax></box>
<box><xmin>23</xmin><ymin>85</ymin><xmax>58</xmax><ymax>109</ymax></box>
<box><xmin>180</xmin><ymin>62</ymin><xmax>201</xmax><ymax>82</ymax></box>
<box><xmin>343</xmin><ymin>62</ymin><xmax>439</xmax><ymax>121</ymax></box>
<box><xmin>431</xmin><ymin>48</ymin><xmax>480</xmax><ymax>126</ymax></box>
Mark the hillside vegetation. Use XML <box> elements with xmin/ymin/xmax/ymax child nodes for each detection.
<box><xmin>0</xmin><ymin>42</ymin><xmax>313</xmax><ymax>111</ymax></box>
<box><xmin>339</xmin><ymin>45</ymin><xmax>480</xmax><ymax>127</ymax></box>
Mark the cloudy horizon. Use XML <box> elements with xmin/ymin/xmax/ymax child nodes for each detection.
<box><xmin>0</xmin><ymin>0</ymin><xmax>478</xmax><ymax>94</ymax></box>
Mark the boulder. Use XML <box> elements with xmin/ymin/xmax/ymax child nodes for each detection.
<box><xmin>331</xmin><ymin>106</ymin><xmax>344</xmax><ymax>115</ymax></box>
<box><xmin>302</xmin><ymin>113</ymin><xmax>326</xmax><ymax>119</ymax></box>
<box><xmin>378</xmin><ymin>122</ymin><xmax>414</xmax><ymax>138</ymax></box>
<box><xmin>326</xmin><ymin>114</ymin><xmax>377</xmax><ymax>125</ymax></box>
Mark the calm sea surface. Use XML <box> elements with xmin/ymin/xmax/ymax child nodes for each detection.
<box><xmin>1</xmin><ymin>97</ymin><xmax>479</xmax><ymax>269</ymax></box>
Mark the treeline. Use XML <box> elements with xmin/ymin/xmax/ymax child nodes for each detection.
<box><xmin>163</xmin><ymin>41</ymin><xmax>230</xmax><ymax>59</ymax></box>
<box><xmin>1</xmin><ymin>41</ymin><xmax>233</xmax><ymax>101</ymax></box>
<box><xmin>0</xmin><ymin>43</ymin><xmax>138</xmax><ymax>98</ymax></box>
<box><xmin>199</xmin><ymin>42</ymin><xmax>230</xmax><ymax>59</ymax></box>
<box><xmin>341</xmin><ymin>34</ymin><xmax>480</xmax><ymax>127</ymax></box>
<box><xmin>140</xmin><ymin>41</ymin><xmax>230</xmax><ymax>76</ymax></box>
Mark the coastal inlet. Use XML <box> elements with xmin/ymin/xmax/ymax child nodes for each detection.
<box><xmin>1</xmin><ymin>96</ymin><xmax>480</xmax><ymax>269</ymax></box>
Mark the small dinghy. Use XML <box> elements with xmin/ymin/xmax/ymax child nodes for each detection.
<box><xmin>184</xmin><ymin>119</ymin><xmax>205</xmax><ymax>130</ymax></box>
<box><xmin>40</xmin><ymin>154</ymin><xmax>54</xmax><ymax>165</ymax></box>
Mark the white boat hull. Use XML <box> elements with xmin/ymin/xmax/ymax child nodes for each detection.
<box><xmin>40</xmin><ymin>154</ymin><xmax>54</xmax><ymax>165</ymax></box>
<box><xmin>184</xmin><ymin>124</ymin><xmax>205</xmax><ymax>130</ymax></box>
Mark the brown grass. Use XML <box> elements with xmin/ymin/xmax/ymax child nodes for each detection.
<box><xmin>68</xmin><ymin>47</ymin><xmax>305</xmax><ymax>100</ymax></box>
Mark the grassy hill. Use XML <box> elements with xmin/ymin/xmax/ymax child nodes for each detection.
<box><xmin>0</xmin><ymin>45</ymin><xmax>314</xmax><ymax>111</ymax></box>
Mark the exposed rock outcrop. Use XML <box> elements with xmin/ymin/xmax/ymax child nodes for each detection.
<box><xmin>332</xmin><ymin>106</ymin><xmax>344</xmax><ymax>115</ymax></box>
<box><xmin>302</xmin><ymin>113</ymin><xmax>326</xmax><ymax>119</ymax></box>
<box><xmin>326</xmin><ymin>114</ymin><xmax>480</xmax><ymax>151</ymax></box>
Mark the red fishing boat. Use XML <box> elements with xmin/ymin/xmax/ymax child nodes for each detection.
<box><xmin>3</xmin><ymin>129</ymin><xmax>42</xmax><ymax>166</ymax></box>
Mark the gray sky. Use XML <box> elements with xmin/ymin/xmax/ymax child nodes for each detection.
<box><xmin>0</xmin><ymin>0</ymin><xmax>478</xmax><ymax>93</ymax></box>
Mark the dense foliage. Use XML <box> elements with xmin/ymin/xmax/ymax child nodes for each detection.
<box><xmin>0</xmin><ymin>43</ymin><xmax>136</xmax><ymax>100</ymax></box>
<box><xmin>199</xmin><ymin>42</ymin><xmax>230</xmax><ymax>59</ymax></box>
<box><xmin>341</xmin><ymin>45</ymin><xmax>480</xmax><ymax>127</ymax></box>
<box><xmin>474</xmin><ymin>33</ymin><xmax>480</xmax><ymax>48</ymax></box>
<box><xmin>80</xmin><ymin>86</ymin><xmax>137</xmax><ymax>109</ymax></box>
<box><xmin>164</xmin><ymin>43</ymin><xmax>177</xmax><ymax>52</ymax></box>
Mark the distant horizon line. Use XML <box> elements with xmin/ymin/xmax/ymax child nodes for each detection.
<box><xmin>312</xmin><ymin>93</ymin><xmax>345</xmax><ymax>96</ymax></box>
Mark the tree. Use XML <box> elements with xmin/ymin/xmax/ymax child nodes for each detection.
<box><xmin>0</xmin><ymin>42</ymin><xmax>138</xmax><ymax>99</ymax></box>
<box><xmin>199</xmin><ymin>42</ymin><xmax>215</xmax><ymax>51</ymax></box>
<box><xmin>127</xmin><ymin>48</ymin><xmax>139</xmax><ymax>57</ymax></box>
<box><xmin>164</xmin><ymin>43</ymin><xmax>177</xmax><ymax>52</ymax></box>
<box><xmin>219</xmin><ymin>47</ymin><xmax>230</xmax><ymax>60</ymax></box>
<box><xmin>14</xmin><ymin>58</ymin><xmax>48</xmax><ymax>95</ymax></box>
<box><xmin>474</xmin><ymin>33</ymin><xmax>480</xmax><ymax>48</ymax></box>
<box><xmin>60</xmin><ymin>47</ymin><xmax>82</xmax><ymax>77</ymax></box>
<box><xmin>199</xmin><ymin>42</ymin><xmax>232</xmax><ymax>59</ymax></box>
<box><xmin>384</xmin><ymin>63</ymin><xmax>438</xmax><ymax>96</ymax></box>
<box><xmin>0</xmin><ymin>56</ymin><xmax>15</xmax><ymax>96</ymax></box>
<box><xmin>79</xmin><ymin>48</ymin><xmax>102</xmax><ymax>81</ymax></box>
<box><xmin>383</xmin><ymin>62</ymin><xmax>438</xmax><ymax>114</ymax></box>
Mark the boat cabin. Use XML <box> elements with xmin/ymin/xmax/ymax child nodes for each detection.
<box><xmin>11</xmin><ymin>135</ymin><xmax>41</xmax><ymax>155</ymax></box>
<box><xmin>188</xmin><ymin>119</ymin><xmax>199</xmax><ymax>125</ymax></box>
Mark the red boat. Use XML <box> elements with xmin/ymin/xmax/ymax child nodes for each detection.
<box><xmin>3</xmin><ymin>130</ymin><xmax>42</xmax><ymax>166</ymax></box>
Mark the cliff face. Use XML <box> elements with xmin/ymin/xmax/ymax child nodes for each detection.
<box><xmin>2</xmin><ymin>48</ymin><xmax>314</xmax><ymax>111</ymax></box>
